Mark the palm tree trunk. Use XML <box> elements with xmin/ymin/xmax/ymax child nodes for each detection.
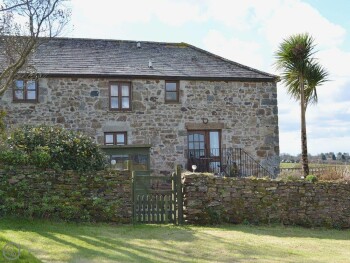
<box><xmin>300</xmin><ymin>77</ymin><xmax>309</xmax><ymax>177</ymax></box>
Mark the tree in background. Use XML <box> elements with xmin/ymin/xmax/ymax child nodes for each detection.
<box><xmin>0</xmin><ymin>0</ymin><xmax>71</xmax><ymax>95</ymax></box>
<box><xmin>275</xmin><ymin>33</ymin><xmax>329</xmax><ymax>177</ymax></box>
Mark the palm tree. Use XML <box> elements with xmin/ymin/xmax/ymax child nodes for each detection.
<box><xmin>275</xmin><ymin>33</ymin><xmax>329</xmax><ymax>177</ymax></box>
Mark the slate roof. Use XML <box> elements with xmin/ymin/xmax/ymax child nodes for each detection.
<box><xmin>1</xmin><ymin>37</ymin><xmax>278</xmax><ymax>82</ymax></box>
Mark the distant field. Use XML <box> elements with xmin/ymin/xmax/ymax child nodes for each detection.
<box><xmin>280</xmin><ymin>163</ymin><xmax>343</xmax><ymax>169</ymax></box>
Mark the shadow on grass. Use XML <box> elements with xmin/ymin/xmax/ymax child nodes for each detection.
<box><xmin>0</xmin><ymin>235</ymin><xmax>42</xmax><ymax>263</ymax></box>
<box><xmin>203</xmin><ymin>224</ymin><xmax>350</xmax><ymax>240</ymax></box>
<box><xmin>1</xmin><ymin>218</ymin><xmax>349</xmax><ymax>263</ymax></box>
<box><xmin>0</xmin><ymin>219</ymin><xmax>199</xmax><ymax>262</ymax></box>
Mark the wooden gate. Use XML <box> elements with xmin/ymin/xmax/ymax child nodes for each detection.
<box><xmin>132</xmin><ymin>166</ymin><xmax>183</xmax><ymax>224</ymax></box>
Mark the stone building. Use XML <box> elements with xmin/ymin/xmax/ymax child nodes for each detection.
<box><xmin>0</xmin><ymin>38</ymin><xmax>279</xmax><ymax>176</ymax></box>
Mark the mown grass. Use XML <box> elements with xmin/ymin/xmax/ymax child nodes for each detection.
<box><xmin>0</xmin><ymin>219</ymin><xmax>349</xmax><ymax>262</ymax></box>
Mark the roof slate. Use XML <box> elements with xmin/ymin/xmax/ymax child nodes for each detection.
<box><xmin>1</xmin><ymin>38</ymin><xmax>278</xmax><ymax>81</ymax></box>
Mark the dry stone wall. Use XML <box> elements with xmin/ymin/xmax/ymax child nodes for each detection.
<box><xmin>0</xmin><ymin>167</ymin><xmax>132</xmax><ymax>223</ymax></box>
<box><xmin>1</xmin><ymin>77</ymin><xmax>279</xmax><ymax>175</ymax></box>
<box><xmin>182</xmin><ymin>173</ymin><xmax>350</xmax><ymax>228</ymax></box>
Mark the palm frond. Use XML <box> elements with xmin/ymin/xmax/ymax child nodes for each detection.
<box><xmin>274</xmin><ymin>33</ymin><xmax>328</xmax><ymax>107</ymax></box>
<box><xmin>304</xmin><ymin>61</ymin><xmax>329</xmax><ymax>107</ymax></box>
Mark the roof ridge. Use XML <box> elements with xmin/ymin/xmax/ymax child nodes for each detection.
<box><xmin>39</xmin><ymin>36</ymin><xmax>183</xmax><ymax>46</ymax></box>
<box><xmin>184</xmin><ymin>42</ymin><xmax>278</xmax><ymax>80</ymax></box>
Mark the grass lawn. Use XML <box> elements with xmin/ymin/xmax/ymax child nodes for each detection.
<box><xmin>0</xmin><ymin>219</ymin><xmax>349</xmax><ymax>263</ymax></box>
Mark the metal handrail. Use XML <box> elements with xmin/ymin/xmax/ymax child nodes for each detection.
<box><xmin>188</xmin><ymin>147</ymin><xmax>275</xmax><ymax>178</ymax></box>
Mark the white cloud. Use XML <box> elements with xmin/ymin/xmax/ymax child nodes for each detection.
<box><xmin>260</xmin><ymin>0</ymin><xmax>346</xmax><ymax>49</ymax></box>
<box><xmin>71</xmin><ymin>0</ymin><xmax>206</xmax><ymax>33</ymax></box>
<box><xmin>202</xmin><ymin>30</ymin><xmax>264</xmax><ymax>69</ymax></box>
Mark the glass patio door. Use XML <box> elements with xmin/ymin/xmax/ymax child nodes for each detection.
<box><xmin>187</xmin><ymin>130</ymin><xmax>221</xmax><ymax>173</ymax></box>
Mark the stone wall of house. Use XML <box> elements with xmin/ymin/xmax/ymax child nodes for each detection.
<box><xmin>182</xmin><ymin>173</ymin><xmax>350</xmax><ymax>228</ymax></box>
<box><xmin>0</xmin><ymin>77</ymin><xmax>279</xmax><ymax>175</ymax></box>
<box><xmin>0</xmin><ymin>167</ymin><xmax>132</xmax><ymax>223</ymax></box>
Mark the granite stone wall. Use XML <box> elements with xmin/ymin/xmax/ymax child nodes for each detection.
<box><xmin>182</xmin><ymin>173</ymin><xmax>350</xmax><ymax>228</ymax></box>
<box><xmin>0</xmin><ymin>167</ymin><xmax>132</xmax><ymax>223</ymax></box>
<box><xmin>0</xmin><ymin>77</ymin><xmax>279</xmax><ymax>175</ymax></box>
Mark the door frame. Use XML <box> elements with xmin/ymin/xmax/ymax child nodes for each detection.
<box><xmin>187</xmin><ymin>130</ymin><xmax>221</xmax><ymax>173</ymax></box>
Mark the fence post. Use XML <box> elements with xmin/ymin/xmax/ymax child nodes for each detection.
<box><xmin>132</xmin><ymin>171</ymin><xmax>135</xmax><ymax>225</ymax></box>
<box><xmin>126</xmin><ymin>160</ymin><xmax>132</xmax><ymax>171</ymax></box>
<box><xmin>176</xmin><ymin>164</ymin><xmax>183</xmax><ymax>225</ymax></box>
<box><xmin>172</xmin><ymin>171</ymin><xmax>177</xmax><ymax>224</ymax></box>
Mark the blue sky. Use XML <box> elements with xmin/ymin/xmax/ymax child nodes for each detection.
<box><xmin>66</xmin><ymin>0</ymin><xmax>350</xmax><ymax>155</ymax></box>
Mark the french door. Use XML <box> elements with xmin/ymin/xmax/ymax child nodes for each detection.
<box><xmin>187</xmin><ymin>130</ymin><xmax>221</xmax><ymax>173</ymax></box>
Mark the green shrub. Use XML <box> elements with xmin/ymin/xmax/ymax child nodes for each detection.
<box><xmin>31</xmin><ymin>146</ymin><xmax>52</xmax><ymax>168</ymax></box>
<box><xmin>0</xmin><ymin>148</ymin><xmax>29</xmax><ymax>165</ymax></box>
<box><xmin>306</xmin><ymin>174</ymin><xmax>318</xmax><ymax>183</ymax></box>
<box><xmin>0</xmin><ymin>110</ymin><xmax>6</xmax><ymax>137</ymax></box>
<box><xmin>0</xmin><ymin>125</ymin><xmax>107</xmax><ymax>171</ymax></box>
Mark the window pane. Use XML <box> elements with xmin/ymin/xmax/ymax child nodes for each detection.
<box><xmin>111</xmin><ymin>97</ymin><xmax>119</xmax><ymax>109</ymax></box>
<box><xmin>194</xmin><ymin>150</ymin><xmax>200</xmax><ymax>158</ymax></box>
<box><xmin>166</xmin><ymin>82</ymin><xmax>177</xmax><ymax>91</ymax></box>
<box><xmin>166</xmin><ymin>92</ymin><xmax>177</xmax><ymax>101</ymax></box>
<box><xmin>121</xmin><ymin>85</ymin><xmax>129</xmax><ymax>96</ymax></box>
<box><xmin>121</xmin><ymin>97</ymin><xmax>130</xmax><ymax>109</ymax></box>
<box><xmin>27</xmin><ymin>80</ymin><xmax>36</xmax><ymax>90</ymax></box>
<box><xmin>209</xmin><ymin>162</ymin><xmax>220</xmax><ymax>173</ymax></box>
<box><xmin>14</xmin><ymin>90</ymin><xmax>24</xmax><ymax>100</ymax></box>
<box><xmin>116</xmin><ymin>133</ymin><xmax>126</xmax><ymax>145</ymax></box>
<box><xmin>111</xmin><ymin>85</ymin><xmax>119</xmax><ymax>96</ymax></box>
<box><xmin>27</xmin><ymin>90</ymin><xmax>36</xmax><ymax>100</ymax></box>
<box><xmin>188</xmin><ymin>142</ymin><xmax>194</xmax><ymax>149</ymax></box>
<box><xmin>16</xmin><ymin>80</ymin><xmax>24</xmax><ymax>89</ymax></box>
<box><xmin>210</xmin><ymin>131</ymin><xmax>220</xmax><ymax>156</ymax></box>
<box><xmin>105</xmin><ymin>134</ymin><xmax>114</xmax><ymax>145</ymax></box>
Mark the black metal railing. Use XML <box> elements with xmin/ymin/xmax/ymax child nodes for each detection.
<box><xmin>187</xmin><ymin>148</ymin><xmax>275</xmax><ymax>178</ymax></box>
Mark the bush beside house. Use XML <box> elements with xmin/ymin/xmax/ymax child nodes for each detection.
<box><xmin>0</xmin><ymin>125</ymin><xmax>107</xmax><ymax>171</ymax></box>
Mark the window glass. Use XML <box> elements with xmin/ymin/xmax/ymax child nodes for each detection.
<box><xmin>14</xmin><ymin>90</ymin><xmax>24</xmax><ymax>100</ymax></box>
<box><xmin>27</xmin><ymin>80</ymin><xmax>36</xmax><ymax>90</ymax></box>
<box><xmin>165</xmin><ymin>92</ymin><xmax>177</xmax><ymax>101</ymax></box>
<box><xmin>27</xmin><ymin>91</ymin><xmax>36</xmax><ymax>100</ymax></box>
<box><xmin>111</xmin><ymin>98</ymin><xmax>119</xmax><ymax>109</ymax></box>
<box><xmin>121</xmin><ymin>85</ymin><xmax>129</xmax><ymax>96</ymax></box>
<box><xmin>121</xmin><ymin>97</ymin><xmax>130</xmax><ymax>109</ymax></box>
<box><xmin>105</xmin><ymin>134</ymin><xmax>114</xmax><ymax>145</ymax></box>
<box><xmin>13</xmin><ymin>80</ymin><xmax>38</xmax><ymax>102</ymax></box>
<box><xmin>111</xmin><ymin>85</ymin><xmax>119</xmax><ymax>96</ymax></box>
<box><xmin>165</xmin><ymin>81</ymin><xmax>178</xmax><ymax>102</ymax></box>
<box><xmin>16</xmin><ymin>80</ymin><xmax>24</xmax><ymax>89</ymax></box>
<box><xmin>105</xmin><ymin>132</ymin><xmax>127</xmax><ymax>146</ymax></box>
<box><xmin>116</xmin><ymin>133</ymin><xmax>126</xmax><ymax>145</ymax></box>
<box><xmin>166</xmin><ymin>82</ymin><xmax>177</xmax><ymax>91</ymax></box>
<box><xmin>110</xmin><ymin>82</ymin><xmax>131</xmax><ymax>110</ymax></box>
<box><xmin>209</xmin><ymin>162</ymin><xmax>220</xmax><ymax>172</ymax></box>
<box><xmin>210</xmin><ymin>131</ymin><xmax>220</xmax><ymax>156</ymax></box>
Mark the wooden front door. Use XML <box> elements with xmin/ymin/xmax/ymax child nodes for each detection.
<box><xmin>187</xmin><ymin>130</ymin><xmax>221</xmax><ymax>173</ymax></box>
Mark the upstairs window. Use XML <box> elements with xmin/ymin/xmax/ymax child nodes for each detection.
<box><xmin>109</xmin><ymin>82</ymin><xmax>131</xmax><ymax>110</ymax></box>
<box><xmin>13</xmin><ymin>80</ymin><xmax>38</xmax><ymax>102</ymax></box>
<box><xmin>165</xmin><ymin>81</ymin><xmax>179</xmax><ymax>103</ymax></box>
<box><xmin>104</xmin><ymin>132</ymin><xmax>127</xmax><ymax>146</ymax></box>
